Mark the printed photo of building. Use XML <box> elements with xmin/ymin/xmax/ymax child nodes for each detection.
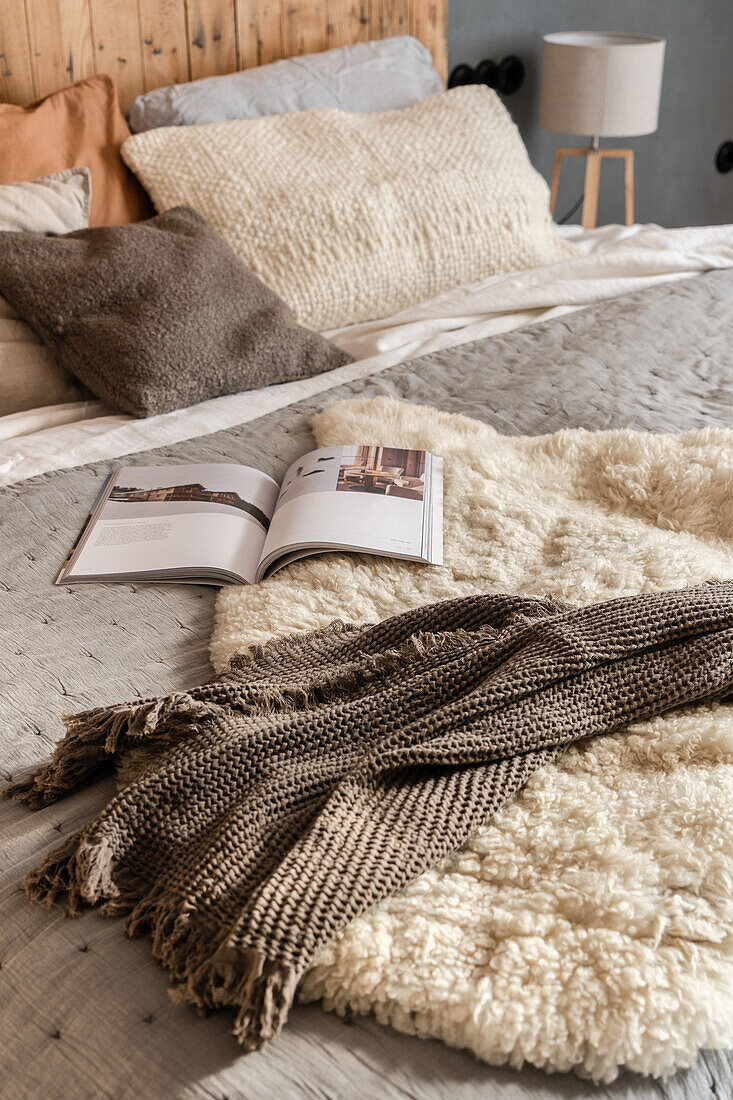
<box><xmin>110</xmin><ymin>482</ymin><xmax>271</xmax><ymax>531</ymax></box>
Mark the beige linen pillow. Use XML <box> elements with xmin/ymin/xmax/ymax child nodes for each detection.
<box><xmin>0</xmin><ymin>169</ymin><xmax>93</xmax><ymax>417</ymax></box>
<box><xmin>122</xmin><ymin>86</ymin><xmax>578</xmax><ymax>332</ymax></box>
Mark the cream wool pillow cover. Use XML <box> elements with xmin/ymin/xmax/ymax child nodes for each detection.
<box><xmin>212</xmin><ymin>396</ymin><xmax>733</xmax><ymax>1083</ymax></box>
<box><xmin>121</xmin><ymin>87</ymin><xmax>577</xmax><ymax>331</ymax></box>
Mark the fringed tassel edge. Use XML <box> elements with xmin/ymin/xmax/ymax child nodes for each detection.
<box><xmin>23</xmin><ymin>830</ymin><xmax>118</xmax><ymax>917</ymax></box>
<box><xmin>228</xmin><ymin>618</ymin><xmax>365</xmax><ymax>670</ymax></box>
<box><xmin>227</xmin><ymin>616</ymin><xmax>485</xmax><ymax>676</ymax></box>
<box><xmin>224</xmin><ymin>620</ymin><xmax>491</xmax><ymax>718</ymax></box>
<box><xmin>23</xmin><ymin>827</ymin><xmax>299</xmax><ymax>1049</ymax></box>
<box><xmin>168</xmin><ymin>944</ymin><xmax>300</xmax><ymax>1051</ymax></box>
<box><xmin>4</xmin><ymin>692</ymin><xmax>216</xmax><ymax>809</ymax></box>
<box><xmin>7</xmin><ymin>616</ymin><xmax>507</xmax><ymax>811</ymax></box>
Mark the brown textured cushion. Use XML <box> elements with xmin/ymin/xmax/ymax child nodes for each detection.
<box><xmin>0</xmin><ymin>76</ymin><xmax>152</xmax><ymax>227</ymax></box>
<box><xmin>0</xmin><ymin>206</ymin><xmax>353</xmax><ymax>418</ymax></box>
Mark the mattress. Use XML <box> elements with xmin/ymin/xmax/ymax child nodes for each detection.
<box><xmin>3</xmin><ymin>264</ymin><xmax>733</xmax><ymax>1098</ymax></box>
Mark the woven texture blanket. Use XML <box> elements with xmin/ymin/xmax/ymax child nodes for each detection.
<box><xmin>212</xmin><ymin>395</ymin><xmax>733</xmax><ymax>1082</ymax></box>
<box><xmin>10</xmin><ymin>583</ymin><xmax>733</xmax><ymax>1050</ymax></box>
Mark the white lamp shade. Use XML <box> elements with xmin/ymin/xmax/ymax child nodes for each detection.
<box><xmin>539</xmin><ymin>32</ymin><xmax>666</xmax><ymax>138</ymax></box>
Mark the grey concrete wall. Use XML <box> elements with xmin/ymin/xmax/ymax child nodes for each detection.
<box><xmin>448</xmin><ymin>0</ymin><xmax>733</xmax><ymax>227</ymax></box>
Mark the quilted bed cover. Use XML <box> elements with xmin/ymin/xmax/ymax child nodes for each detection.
<box><xmin>2</xmin><ymin>240</ymin><xmax>733</xmax><ymax>1098</ymax></box>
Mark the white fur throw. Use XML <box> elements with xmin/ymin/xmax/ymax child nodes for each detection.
<box><xmin>212</xmin><ymin>396</ymin><xmax>733</xmax><ymax>1082</ymax></box>
<box><xmin>121</xmin><ymin>87</ymin><xmax>576</xmax><ymax>331</ymax></box>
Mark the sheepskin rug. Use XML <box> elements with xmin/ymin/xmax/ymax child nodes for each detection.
<box><xmin>212</xmin><ymin>396</ymin><xmax>733</xmax><ymax>1082</ymax></box>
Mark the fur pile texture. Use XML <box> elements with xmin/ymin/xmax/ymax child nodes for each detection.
<box><xmin>213</xmin><ymin>395</ymin><xmax>733</xmax><ymax>1082</ymax></box>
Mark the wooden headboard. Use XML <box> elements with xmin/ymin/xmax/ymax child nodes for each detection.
<box><xmin>0</xmin><ymin>0</ymin><xmax>447</xmax><ymax>113</ymax></box>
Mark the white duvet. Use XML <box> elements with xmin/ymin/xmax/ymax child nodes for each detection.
<box><xmin>2</xmin><ymin>221</ymin><xmax>733</xmax><ymax>487</ymax></box>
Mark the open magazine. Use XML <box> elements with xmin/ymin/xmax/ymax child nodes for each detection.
<box><xmin>57</xmin><ymin>445</ymin><xmax>443</xmax><ymax>586</ymax></box>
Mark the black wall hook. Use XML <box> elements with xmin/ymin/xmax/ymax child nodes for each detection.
<box><xmin>448</xmin><ymin>55</ymin><xmax>525</xmax><ymax>95</ymax></box>
<box><xmin>716</xmin><ymin>141</ymin><xmax>733</xmax><ymax>174</ymax></box>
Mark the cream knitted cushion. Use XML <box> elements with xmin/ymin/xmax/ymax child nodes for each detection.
<box><xmin>122</xmin><ymin>87</ymin><xmax>577</xmax><ymax>331</ymax></box>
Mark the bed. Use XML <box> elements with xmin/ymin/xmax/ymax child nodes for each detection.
<box><xmin>2</xmin><ymin>5</ymin><xmax>733</xmax><ymax>1098</ymax></box>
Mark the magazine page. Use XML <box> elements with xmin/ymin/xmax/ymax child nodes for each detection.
<box><xmin>256</xmin><ymin>445</ymin><xmax>443</xmax><ymax>581</ymax></box>
<box><xmin>59</xmin><ymin>463</ymin><xmax>280</xmax><ymax>585</ymax></box>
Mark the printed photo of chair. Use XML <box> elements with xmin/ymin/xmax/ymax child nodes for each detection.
<box><xmin>339</xmin><ymin>465</ymin><xmax>369</xmax><ymax>487</ymax></box>
<box><xmin>368</xmin><ymin>465</ymin><xmax>404</xmax><ymax>492</ymax></box>
<box><xmin>337</xmin><ymin>448</ymin><xmax>426</xmax><ymax>496</ymax></box>
<box><xmin>385</xmin><ymin>475</ymin><xmax>424</xmax><ymax>500</ymax></box>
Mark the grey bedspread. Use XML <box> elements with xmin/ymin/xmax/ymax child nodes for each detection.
<box><xmin>2</xmin><ymin>269</ymin><xmax>733</xmax><ymax>1100</ymax></box>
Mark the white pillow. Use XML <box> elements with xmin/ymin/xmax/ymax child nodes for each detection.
<box><xmin>122</xmin><ymin>88</ymin><xmax>577</xmax><ymax>331</ymax></box>
<box><xmin>0</xmin><ymin>167</ymin><xmax>91</xmax><ymax>234</ymax></box>
<box><xmin>0</xmin><ymin>169</ymin><xmax>93</xmax><ymax>417</ymax></box>
<box><xmin>127</xmin><ymin>36</ymin><xmax>443</xmax><ymax>133</ymax></box>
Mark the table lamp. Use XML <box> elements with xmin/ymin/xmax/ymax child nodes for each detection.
<box><xmin>538</xmin><ymin>32</ymin><xmax>666</xmax><ymax>228</ymax></box>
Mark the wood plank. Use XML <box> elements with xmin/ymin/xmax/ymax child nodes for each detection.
<box><xmin>186</xmin><ymin>0</ymin><xmax>237</xmax><ymax>81</ymax></box>
<box><xmin>25</xmin><ymin>0</ymin><xmax>95</xmax><ymax>100</ymax></box>
<box><xmin>373</xmin><ymin>0</ymin><xmax>409</xmax><ymax>39</ymax></box>
<box><xmin>3</xmin><ymin>0</ymin><xmax>448</xmax><ymax>102</ymax></box>
<box><xmin>326</xmin><ymin>0</ymin><xmax>369</xmax><ymax>50</ymax></box>
<box><xmin>0</xmin><ymin>0</ymin><xmax>36</xmax><ymax>103</ymax></box>
<box><xmin>412</xmin><ymin>0</ymin><xmax>446</xmax><ymax>84</ymax></box>
<box><xmin>282</xmin><ymin>0</ymin><xmax>328</xmax><ymax>58</ymax></box>
<box><xmin>234</xmin><ymin>0</ymin><xmax>282</xmax><ymax>69</ymax></box>
<box><xmin>89</xmin><ymin>0</ymin><xmax>145</xmax><ymax>111</ymax></box>
<box><xmin>376</xmin><ymin>0</ymin><xmax>447</xmax><ymax>84</ymax></box>
<box><xmin>138</xmin><ymin>0</ymin><xmax>190</xmax><ymax>91</ymax></box>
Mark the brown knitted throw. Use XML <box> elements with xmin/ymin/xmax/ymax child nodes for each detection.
<box><xmin>8</xmin><ymin>585</ymin><xmax>733</xmax><ymax>1050</ymax></box>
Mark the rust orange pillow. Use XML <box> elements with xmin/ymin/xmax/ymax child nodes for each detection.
<box><xmin>0</xmin><ymin>75</ymin><xmax>153</xmax><ymax>226</ymax></box>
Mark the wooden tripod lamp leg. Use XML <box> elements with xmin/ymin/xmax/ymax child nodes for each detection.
<box><xmin>550</xmin><ymin>146</ymin><xmax>634</xmax><ymax>228</ymax></box>
<box><xmin>624</xmin><ymin>150</ymin><xmax>634</xmax><ymax>225</ymax></box>
<box><xmin>581</xmin><ymin>150</ymin><xmax>602</xmax><ymax>229</ymax></box>
<box><xmin>549</xmin><ymin>149</ymin><xmax>563</xmax><ymax>216</ymax></box>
